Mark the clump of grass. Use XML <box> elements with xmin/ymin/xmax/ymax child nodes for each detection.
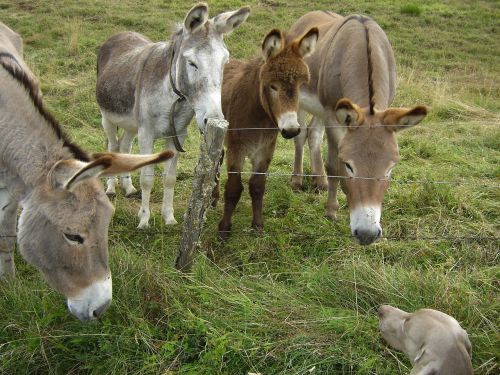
<box><xmin>66</xmin><ymin>20</ymin><xmax>82</xmax><ymax>56</ymax></box>
<box><xmin>400</xmin><ymin>4</ymin><xmax>422</xmax><ymax>16</ymax></box>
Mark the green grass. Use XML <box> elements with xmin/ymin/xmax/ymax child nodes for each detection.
<box><xmin>0</xmin><ymin>0</ymin><xmax>499</xmax><ymax>374</ymax></box>
<box><xmin>400</xmin><ymin>4</ymin><xmax>422</xmax><ymax>17</ymax></box>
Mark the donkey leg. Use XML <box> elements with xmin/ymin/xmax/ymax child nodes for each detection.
<box><xmin>101</xmin><ymin>115</ymin><xmax>119</xmax><ymax>195</ymax></box>
<box><xmin>291</xmin><ymin>109</ymin><xmax>307</xmax><ymax>191</ymax></box>
<box><xmin>137</xmin><ymin>132</ymin><xmax>155</xmax><ymax>229</ymax></box>
<box><xmin>161</xmin><ymin>149</ymin><xmax>180</xmax><ymax>225</ymax></box>
<box><xmin>119</xmin><ymin>130</ymin><xmax>138</xmax><ymax>196</ymax></box>
<box><xmin>324</xmin><ymin>123</ymin><xmax>341</xmax><ymax>220</ymax></box>
<box><xmin>249</xmin><ymin>154</ymin><xmax>273</xmax><ymax>232</ymax></box>
<box><xmin>308</xmin><ymin>117</ymin><xmax>328</xmax><ymax>192</ymax></box>
<box><xmin>0</xmin><ymin>189</ymin><xmax>17</xmax><ymax>278</ymax></box>
<box><xmin>218</xmin><ymin>150</ymin><xmax>244</xmax><ymax>241</ymax></box>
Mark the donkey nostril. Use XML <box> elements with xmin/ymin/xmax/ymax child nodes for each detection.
<box><xmin>92</xmin><ymin>300</ymin><xmax>111</xmax><ymax>319</ymax></box>
<box><xmin>204</xmin><ymin>118</ymin><xmax>208</xmax><ymax>125</ymax></box>
<box><xmin>354</xmin><ymin>229</ymin><xmax>359</xmax><ymax>236</ymax></box>
<box><xmin>377</xmin><ymin>229</ymin><xmax>382</xmax><ymax>237</ymax></box>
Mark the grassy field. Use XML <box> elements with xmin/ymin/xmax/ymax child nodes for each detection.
<box><xmin>0</xmin><ymin>0</ymin><xmax>499</xmax><ymax>373</ymax></box>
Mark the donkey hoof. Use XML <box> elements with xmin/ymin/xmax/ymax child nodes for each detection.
<box><xmin>312</xmin><ymin>181</ymin><xmax>328</xmax><ymax>193</ymax></box>
<box><xmin>105</xmin><ymin>188</ymin><xmax>116</xmax><ymax>196</ymax></box>
<box><xmin>164</xmin><ymin>216</ymin><xmax>178</xmax><ymax>225</ymax></box>
<box><xmin>137</xmin><ymin>220</ymin><xmax>150</xmax><ymax>229</ymax></box>
<box><xmin>218</xmin><ymin>231</ymin><xmax>230</xmax><ymax>242</ymax></box>
<box><xmin>251</xmin><ymin>223</ymin><xmax>264</xmax><ymax>235</ymax></box>
<box><xmin>124</xmin><ymin>187</ymin><xmax>138</xmax><ymax>197</ymax></box>
<box><xmin>325</xmin><ymin>211</ymin><xmax>338</xmax><ymax>221</ymax></box>
<box><xmin>291</xmin><ymin>181</ymin><xmax>303</xmax><ymax>192</ymax></box>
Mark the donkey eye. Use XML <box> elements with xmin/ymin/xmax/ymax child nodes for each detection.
<box><xmin>64</xmin><ymin>233</ymin><xmax>84</xmax><ymax>244</ymax></box>
<box><xmin>345</xmin><ymin>162</ymin><xmax>354</xmax><ymax>174</ymax></box>
<box><xmin>188</xmin><ymin>61</ymin><xmax>198</xmax><ymax>69</ymax></box>
<box><xmin>269</xmin><ymin>84</ymin><xmax>278</xmax><ymax>92</ymax></box>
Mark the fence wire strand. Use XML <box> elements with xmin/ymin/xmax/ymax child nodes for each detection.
<box><xmin>111</xmin><ymin>171</ymin><xmax>499</xmax><ymax>187</ymax></box>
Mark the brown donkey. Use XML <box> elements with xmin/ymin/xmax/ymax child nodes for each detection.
<box><xmin>214</xmin><ymin>27</ymin><xmax>318</xmax><ymax>240</ymax></box>
<box><xmin>289</xmin><ymin>12</ymin><xmax>427</xmax><ymax>245</ymax></box>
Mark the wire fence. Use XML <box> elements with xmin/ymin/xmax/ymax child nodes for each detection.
<box><xmin>1</xmin><ymin>124</ymin><xmax>497</xmax><ymax>243</ymax></box>
<box><xmin>112</xmin><ymin>170</ymin><xmax>499</xmax><ymax>187</ymax></box>
<box><xmin>105</xmin><ymin>229</ymin><xmax>499</xmax><ymax>243</ymax></box>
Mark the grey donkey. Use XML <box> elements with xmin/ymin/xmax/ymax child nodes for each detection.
<box><xmin>378</xmin><ymin>305</ymin><xmax>473</xmax><ymax>374</ymax></box>
<box><xmin>0</xmin><ymin>24</ymin><xmax>173</xmax><ymax>321</ymax></box>
<box><xmin>96</xmin><ymin>3</ymin><xmax>250</xmax><ymax>228</ymax></box>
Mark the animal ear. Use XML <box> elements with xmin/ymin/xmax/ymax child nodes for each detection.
<box><xmin>213</xmin><ymin>6</ymin><xmax>250</xmax><ymax>35</ymax></box>
<box><xmin>49</xmin><ymin>151</ymin><xmax>174</xmax><ymax>191</ymax></box>
<box><xmin>90</xmin><ymin>150</ymin><xmax>175</xmax><ymax>177</ymax></box>
<box><xmin>49</xmin><ymin>157</ymin><xmax>112</xmax><ymax>191</ymax></box>
<box><xmin>294</xmin><ymin>27</ymin><xmax>319</xmax><ymax>57</ymax></box>
<box><xmin>184</xmin><ymin>2</ymin><xmax>209</xmax><ymax>33</ymax></box>
<box><xmin>262</xmin><ymin>29</ymin><xmax>285</xmax><ymax>60</ymax></box>
<box><xmin>335</xmin><ymin>98</ymin><xmax>364</xmax><ymax>127</ymax></box>
<box><xmin>383</xmin><ymin>106</ymin><xmax>428</xmax><ymax>132</ymax></box>
<box><xmin>463</xmin><ymin>330</ymin><xmax>472</xmax><ymax>359</ymax></box>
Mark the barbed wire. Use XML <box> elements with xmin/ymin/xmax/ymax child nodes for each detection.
<box><xmin>1</xmin><ymin>229</ymin><xmax>498</xmax><ymax>242</ymax></box>
<box><xmin>110</xmin><ymin>171</ymin><xmax>499</xmax><ymax>187</ymax></box>
<box><xmin>129</xmin><ymin>120</ymin><xmax>499</xmax><ymax>142</ymax></box>
<box><xmin>105</xmin><ymin>229</ymin><xmax>499</xmax><ymax>243</ymax></box>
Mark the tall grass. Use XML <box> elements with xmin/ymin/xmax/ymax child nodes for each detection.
<box><xmin>0</xmin><ymin>0</ymin><xmax>498</xmax><ymax>374</ymax></box>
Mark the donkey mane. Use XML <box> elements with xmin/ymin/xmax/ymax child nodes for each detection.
<box><xmin>330</xmin><ymin>15</ymin><xmax>376</xmax><ymax>115</ymax></box>
<box><xmin>0</xmin><ymin>53</ymin><xmax>89</xmax><ymax>161</ymax></box>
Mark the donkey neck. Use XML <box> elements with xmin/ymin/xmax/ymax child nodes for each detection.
<box><xmin>0</xmin><ymin>68</ymin><xmax>76</xmax><ymax>200</ymax></box>
<box><xmin>240</xmin><ymin>57</ymin><xmax>274</xmax><ymax>128</ymax></box>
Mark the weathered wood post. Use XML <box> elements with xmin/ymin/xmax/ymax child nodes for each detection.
<box><xmin>175</xmin><ymin>118</ymin><xmax>228</xmax><ymax>271</ymax></box>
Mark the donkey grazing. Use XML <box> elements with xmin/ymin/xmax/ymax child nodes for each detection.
<box><xmin>0</xmin><ymin>21</ymin><xmax>41</xmax><ymax>98</ymax></box>
<box><xmin>214</xmin><ymin>27</ymin><xmax>319</xmax><ymax>240</ymax></box>
<box><xmin>289</xmin><ymin>11</ymin><xmax>427</xmax><ymax>245</ymax></box>
<box><xmin>0</xmin><ymin>35</ymin><xmax>172</xmax><ymax>320</ymax></box>
<box><xmin>96</xmin><ymin>3</ymin><xmax>250</xmax><ymax>228</ymax></box>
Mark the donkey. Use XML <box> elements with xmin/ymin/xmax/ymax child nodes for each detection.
<box><xmin>288</xmin><ymin>11</ymin><xmax>427</xmax><ymax>245</ymax></box>
<box><xmin>96</xmin><ymin>3</ymin><xmax>250</xmax><ymax>228</ymax></box>
<box><xmin>0</xmin><ymin>45</ymin><xmax>172</xmax><ymax>320</ymax></box>
<box><xmin>214</xmin><ymin>27</ymin><xmax>319</xmax><ymax>240</ymax></box>
<box><xmin>0</xmin><ymin>21</ymin><xmax>41</xmax><ymax>97</ymax></box>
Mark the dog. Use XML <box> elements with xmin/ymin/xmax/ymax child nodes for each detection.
<box><xmin>378</xmin><ymin>305</ymin><xmax>473</xmax><ymax>374</ymax></box>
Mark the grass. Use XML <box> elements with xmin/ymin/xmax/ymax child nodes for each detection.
<box><xmin>0</xmin><ymin>0</ymin><xmax>499</xmax><ymax>374</ymax></box>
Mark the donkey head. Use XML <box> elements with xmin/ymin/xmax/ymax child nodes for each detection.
<box><xmin>172</xmin><ymin>3</ymin><xmax>250</xmax><ymax>132</ymax></box>
<box><xmin>334</xmin><ymin>98</ymin><xmax>427</xmax><ymax>245</ymax></box>
<box><xmin>259</xmin><ymin>27</ymin><xmax>318</xmax><ymax>139</ymax></box>
<box><xmin>17</xmin><ymin>151</ymin><xmax>173</xmax><ymax>321</ymax></box>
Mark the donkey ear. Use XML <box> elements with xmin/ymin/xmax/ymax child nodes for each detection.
<box><xmin>213</xmin><ymin>6</ymin><xmax>250</xmax><ymax>35</ymax></box>
<box><xmin>262</xmin><ymin>29</ymin><xmax>285</xmax><ymax>60</ymax></box>
<box><xmin>294</xmin><ymin>27</ymin><xmax>319</xmax><ymax>57</ymax></box>
<box><xmin>90</xmin><ymin>150</ymin><xmax>175</xmax><ymax>177</ymax></box>
<box><xmin>383</xmin><ymin>106</ymin><xmax>428</xmax><ymax>132</ymax></box>
<box><xmin>184</xmin><ymin>3</ymin><xmax>209</xmax><ymax>34</ymax></box>
<box><xmin>335</xmin><ymin>98</ymin><xmax>364</xmax><ymax>127</ymax></box>
<box><xmin>49</xmin><ymin>151</ymin><xmax>174</xmax><ymax>191</ymax></box>
<box><xmin>49</xmin><ymin>157</ymin><xmax>112</xmax><ymax>191</ymax></box>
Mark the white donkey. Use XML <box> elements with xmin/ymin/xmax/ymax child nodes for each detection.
<box><xmin>0</xmin><ymin>24</ymin><xmax>172</xmax><ymax>321</ymax></box>
<box><xmin>96</xmin><ymin>3</ymin><xmax>250</xmax><ymax>228</ymax></box>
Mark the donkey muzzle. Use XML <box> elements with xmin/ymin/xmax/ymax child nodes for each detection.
<box><xmin>350</xmin><ymin>205</ymin><xmax>382</xmax><ymax>245</ymax></box>
<box><xmin>277</xmin><ymin>111</ymin><xmax>301</xmax><ymax>139</ymax></box>
<box><xmin>67</xmin><ymin>275</ymin><xmax>112</xmax><ymax>321</ymax></box>
<box><xmin>281</xmin><ymin>127</ymin><xmax>301</xmax><ymax>139</ymax></box>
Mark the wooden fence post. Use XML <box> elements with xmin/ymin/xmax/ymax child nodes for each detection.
<box><xmin>175</xmin><ymin>118</ymin><xmax>228</xmax><ymax>272</ymax></box>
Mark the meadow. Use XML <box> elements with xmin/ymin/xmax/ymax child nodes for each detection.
<box><xmin>0</xmin><ymin>0</ymin><xmax>498</xmax><ymax>374</ymax></box>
